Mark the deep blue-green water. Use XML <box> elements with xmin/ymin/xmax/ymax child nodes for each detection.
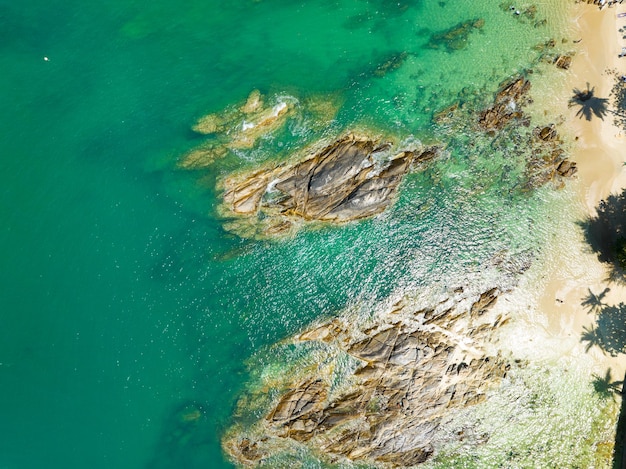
<box><xmin>0</xmin><ymin>1</ymin><xmax>574</xmax><ymax>467</ymax></box>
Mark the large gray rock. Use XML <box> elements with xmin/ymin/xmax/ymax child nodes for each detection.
<box><xmin>220</xmin><ymin>134</ymin><xmax>440</xmax><ymax>238</ymax></box>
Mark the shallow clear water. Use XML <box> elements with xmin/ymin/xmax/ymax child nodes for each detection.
<box><xmin>0</xmin><ymin>0</ymin><xmax>587</xmax><ymax>467</ymax></box>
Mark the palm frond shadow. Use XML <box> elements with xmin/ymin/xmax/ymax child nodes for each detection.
<box><xmin>581</xmin><ymin>324</ymin><xmax>604</xmax><ymax>353</ymax></box>
<box><xmin>569</xmin><ymin>83</ymin><xmax>609</xmax><ymax>121</ymax></box>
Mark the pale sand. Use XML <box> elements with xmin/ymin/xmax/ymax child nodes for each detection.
<box><xmin>537</xmin><ymin>2</ymin><xmax>626</xmax><ymax>376</ymax></box>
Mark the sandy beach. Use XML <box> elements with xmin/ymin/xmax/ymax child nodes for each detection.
<box><xmin>538</xmin><ymin>1</ymin><xmax>626</xmax><ymax>376</ymax></box>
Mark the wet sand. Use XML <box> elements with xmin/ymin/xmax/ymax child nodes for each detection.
<box><xmin>538</xmin><ymin>2</ymin><xmax>626</xmax><ymax>375</ymax></box>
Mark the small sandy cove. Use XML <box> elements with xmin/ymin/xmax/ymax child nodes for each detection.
<box><xmin>538</xmin><ymin>2</ymin><xmax>626</xmax><ymax>375</ymax></box>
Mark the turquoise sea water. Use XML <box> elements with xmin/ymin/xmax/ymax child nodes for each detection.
<box><xmin>0</xmin><ymin>1</ymin><xmax>578</xmax><ymax>468</ymax></box>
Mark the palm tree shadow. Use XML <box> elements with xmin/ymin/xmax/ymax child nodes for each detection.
<box><xmin>569</xmin><ymin>83</ymin><xmax>609</xmax><ymax>121</ymax></box>
<box><xmin>579</xmin><ymin>188</ymin><xmax>626</xmax><ymax>284</ymax></box>
<box><xmin>581</xmin><ymin>303</ymin><xmax>626</xmax><ymax>357</ymax></box>
<box><xmin>581</xmin><ymin>324</ymin><xmax>604</xmax><ymax>353</ymax></box>
<box><xmin>593</xmin><ymin>368</ymin><xmax>623</xmax><ymax>400</ymax></box>
<box><xmin>581</xmin><ymin>287</ymin><xmax>611</xmax><ymax>313</ymax></box>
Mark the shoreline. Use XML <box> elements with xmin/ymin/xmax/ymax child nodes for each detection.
<box><xmin>538</xmin><ymin>2</ymin><xmax>626</xmax><ymax>376</ymax></box>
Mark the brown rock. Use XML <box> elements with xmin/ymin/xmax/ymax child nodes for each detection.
<box><xmin>556</xmin><ymin>159</ymin><xmax>577</xmax><ymax>177</ymax></box>
<box><xmin>268</xmin><ymin>379</ymin><xmax>327</xmax><ymax>424</ymax></box>
<box><xmin>535</xmin><ymin>124</ymin><xmax>557</xmax><ymax>142</ymax></box>
<box><xmin>478</xmin><ymin>77</ymin><xmax>531</xmax><ymax>130</ymax></box>
<box><xmin>470</xmin><ymin>288</ymin><xmax>499</xmax><ymax>317</ymax></box>
<box><xmin>554</xmin><ymin>55</ymin><xmax>572</xmax><ymax>70</ymax></box>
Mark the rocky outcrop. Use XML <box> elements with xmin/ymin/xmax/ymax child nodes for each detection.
<box><xmin>478</xmin><ymin>77</ymin><xmax>532</xmax><ymax>131</ymax></box>
<box><xmin>220</xmin><ymin>134</ymin><xmax>440</xmax><ymax>238</ymax></box>
<box><xmin>475</xmin><ymin>77</ymin><xmax>576</xmax><ymax>188</ymax></box>
<box><xmin>223</xmin><ymin>288</ymin><xmax>512</xmax><ymax>467</ymax></box>
<box><xmin>524</xmin><ymin>124</ymin><xmax>577</xmax><ymax>188</ymax></box>
<box><xmin>556</xmin><ymin>159</ymin><xmax>577</xmax><ymax>178</ymax></box>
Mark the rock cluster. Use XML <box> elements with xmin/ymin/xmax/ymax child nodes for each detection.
<box><xmin>476</xmin><ymin>76</ymin><xmax>576</xmax><ymax>187</ymax></box>
<box><xmin>478</xmin><ymin>77</ymin><xmax>532</xmax><ymax>131</ymax></box>
<box><xmin>220</xmin><ymin>134</ymin><xmax>440</xmax><ymax>238</ymax></box>
<box><xmin>223</xmin><ymin>288</ymin><xmax>512</xmax><ymax>467</ymax></box>
<box><xmin>525</xmin><ymin>124</ymin><xmax>577</xmax><ymax>188</ymax></box>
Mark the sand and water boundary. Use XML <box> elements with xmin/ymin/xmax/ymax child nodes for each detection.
<box><xmin>537</xmin><ymin>1</ymin><xmax>626</xmax><ymax>377</ymax></box>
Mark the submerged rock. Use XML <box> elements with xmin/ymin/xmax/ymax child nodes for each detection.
<box><xmin>220</xmin><ymin>133</ymin><xmax>440</xmax><ymax>238</ymax></box>
<box><xmin>525</xmin><ymin>125</ymin><xmax>577</xmax><ymax>188</ymax></box>
<box><xmin>373</xmin><ymin>52</ymin><xmax>409</xmax><ymax>77</ymax></box>
<box><xmin>426</xmin><ymin>18</ymin><xmax>484</xmax><ymax>52</ymax></box>
<box><xmin>180</xmin><ymin>90</ymin><xmax>341</xmax><ymax>168</ymax></box>
<box><xmin>535</xmin><ymin>124</ymin><xmax>558</xmax><ymax>142</ymax></box>
<box><xmin>240</xmin><ymin>89</ymin><xmax>263</xmax><ymax>114</ymax></box>
<box><xmin>179</xmin><ymin>143</ymin><xmax>229</xmax><ymax>170</ymax></box>
<box><xmin>223</xmin><ymin>288</ymin><xmax>512</xmax><ymax>467</ymax></box>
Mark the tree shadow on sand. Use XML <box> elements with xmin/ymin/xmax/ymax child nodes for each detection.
<box><xmin>579</xmin><ymin>188</ymin><xmax>626</xmax><ymax>284</ymax></box>
<box><xmin>581</xmin><ymin>186</ymin><xmax>626</xmax><ymax>466</ymax></box>
<box><xmin>569</xmin><ymin>83</ymin><xmax>610</xmax><ymax>121</ymax></box>
<box><xmin>581</xmin><ymin>289</ymin><xmax>626</xmax><ymax>468</ymax></box>
<box><xmin>612</xmin><ymin>73</ymin><xmax>626</xmax><ymax>131</ymax></box>
<box><xmin>581</xmin><ymin>302</ymin><xmax>626</xmax><ymax>357</ymax></box>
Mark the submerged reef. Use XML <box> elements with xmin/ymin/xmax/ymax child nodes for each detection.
<box><xmin>435</xmin><ymin>75</ymin><xmax>576</xmax><ymax>191</ymax></box>
<box><xmin>179</xmin><ymin>89</ymin><xmax>341</xmax><ymax>169</ymax></box>
<box><xmin>219</xmin><ymin>133</ymin><xmax>440</xmax><ymax>238</ymax></box>
<box><xmin>223</xmin><ymin>288</ymin><xmax>511</xmax><ymax>467</ymax></box>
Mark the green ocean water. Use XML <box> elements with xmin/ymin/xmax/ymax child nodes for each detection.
<box><xmin>0</xmin><ymin>0</ymin><xmax>581</xmax><ymax>468</ymax></box>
